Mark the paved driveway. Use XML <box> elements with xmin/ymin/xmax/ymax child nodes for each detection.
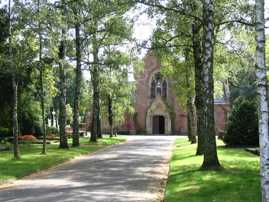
<box><xmin>0</xmin><ymin>136</ymin><xmax>176</xmax><ymax>202</ymax></box>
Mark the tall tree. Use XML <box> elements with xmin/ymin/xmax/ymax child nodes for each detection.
<box><xmin>71</xmin><ymin>3</ymin><xmax>82</xmax><ymax>147</ymax></box>
<box><xmin>201</xmin><ymin>0</ymin><xmax>220</xmax><ymax>170</ymax></box>
<box><xmin>82</xmin><ymin>1</ymin><xmax>132</xmax><ymax>142</ymax></box>
<box><xmin>185</xmin><ymin>49</ymin><xmax>197</xmax><ymax>144</ymax></box>
<box><xmin>90</xmin><ymin>18</ymin><xmax>100</xmax><ymax>142</ymax></box>
<box><xmin>100</xmin><ymin>52</ymin><xmax>135</xmax><ymax>137</ymax></box>
<box><xmin>8</xmin><ymin>0</ymin><xmax>20</xmax><ymax>160</ymax></box>
<box><xmin>58</xmin><ymin>0</ymin><xmax>68</xmax><ymax>149</ymax></box>
<box><xmin>5</xmin><ymin>0</ymin><xmax>39</xmax><ymax>159</ymax></box>
<box><xmin>37</xmin><ymin>0</ymin><xmax>47</xmax><ymax>154</ymax></box>
<box><xmin>255</xmin><ymin>0</ymin><xmax>269</xmax><ymax>201</ymax></box>
<box><xmin>192</xmin><ymin>20</ymin><xmax>206</xmax><ymax>155</ymax></box>
<box><xmin>72</xmin><ymin>23</ymin><xmax>81</xmax><ymax>147</ymax></box>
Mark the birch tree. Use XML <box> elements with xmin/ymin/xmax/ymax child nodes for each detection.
<box><xmin>8</xmin><ymin>0</ymin><xmax>20</xmax><ymax>159</ymax></box>
<box><xmin>201</xmin><ymin>0</ymin><xmax>220</xmax><ymax>170</ymax></box>
<box><xmin>255</xmin><ymin>0</ymin><xmax>269</xmax><ymax>200</ymax></box>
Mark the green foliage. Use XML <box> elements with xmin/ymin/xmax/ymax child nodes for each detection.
<box><xmin>224</xmin><ymin>98</ymin><xmax>258</xmax><ymax>146</ymax></box>
<box><xmin>66</xmin><ymin>104</ymin><xmax>73</xmax><ymax>125</ymax></box>
<box><xmin>0</xmin><ymin>8</ymin><xmax>9</xmax><ymax>50</ymax></box>
<box><xmin>0</xmin><ymin>127</ymin><xmax>11</xmax><ymax>137</ymax></box>
<box><xmin>19</xmin><ymin>90</ymin><xmax>42</xmax><ymax>136</ymax></box>
<box><xmin>214</xmin><ymin>27</ymin><xmax>257</xmax><ymax>101</ymax></box>
<box><xmin>79</xmin><ymin>79</ymin><xmax>91</xmax><ymax>116</ymax></box>
<box><xmin>100</xmin><ymin>66</ymin><xmax>135</xmax><ymax>127</ymax></box>
<box><xmin>165</xmin><ymin>138</ymin><xmax>260</xmax><ymax>202</ymax></box>
<box><xmin>160</xmin><ymin>51</ymin><xmax>195</xmax><ymax>109</ymax></box>
<box><xmin>0</xmin><ymin>75</ymin><xmax>13</xmax><ymax>129</ymax></box>
<box><xmin>65</xmin><ymin>67</ymin><xmax>91</xmax><ymax>118</ymax></box>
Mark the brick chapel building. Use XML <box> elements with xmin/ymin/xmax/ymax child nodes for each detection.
<box><xmin>89</xmin><ymin>52</ymin><xmax>229</xmax><ymax>135</ymax></box>
<box><xmin>119</xmin><ymin>52</ymin><xmax>229</xmax><ymax>135</ymax></box>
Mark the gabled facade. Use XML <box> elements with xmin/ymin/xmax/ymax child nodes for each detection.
<box><xmin>133</xmin><ymin>53</ymin><xmax>186</xmax><ymax>134</ymax></box>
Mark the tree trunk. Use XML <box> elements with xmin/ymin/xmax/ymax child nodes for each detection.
<box><xmin>58</xmin><ymin>0</ymin><xmax>68</xmax><ymax>149</ymax></box>
<box><xmin>255</xmin><ymin>0</ymin><xmax>269</xmax><ymax>201</ymax></box>
<box><xmin>97</xmin><ymin>107</ymin><xmax>100</xmax><ymax>138</ymax></box>
<box><xmin>222</xmin><ymin>80</ymin><xmax>230</xmax><ymax>103</ymax></box>
<box><xmin>50</xmin><ymin>108</ymin><xmax>54</xmax><ymax>126</ymax></box>
<box><xmin>58</xmin><ymin>50</ymin><xmax>68</xmax><ymax>149</ymax></box>
<box><xmin>90</xmin><ymin>65</ymin><xmax>99</xmax><ymax>142</ymax></box>
<box><xmin>187</xmin><ymin>110</ymin><xmax>192</xmax><ymax>142</ymax></box>
<box><xmin>185</xmin><ymin>49</ymin><xmax>197</xmax><ymax>144</ymax></box>
<box><xmin>12</xmin><ymin>76</ymin><xmax>20</xmax><ymax>159</ymax></box>
<box><xmin>55</xmin><ymin>110</ymin><xmax>59</xmax><ymax>129</ymax></box>
<box><xmin>201</xmin><ymin>0</ymin><xmax>220</xmax><ymax>170</ymax></box>
<box><xmin>40</xmin><ymin>48</ymin><xmax>46</xmax><ymax>154</ymax></box>
<box><xmin>72</xmin><ymin>23</ymin><xmax>81</xmax><ymax>147</ymax></box>
<box><xmin>187</xmin><ymin>97</ymin><xmax>197</xmax><ymax>144</ymax></box>
<box><xmin>38</xmin><ymin>0</ymin><xmax>47</xmax><ymax>155</ymax></box>
<box><xmin>108</xmin><ymin>95</ymin><xmax>113</xmax><ymax>137</ymax></box>
<box><xmin>8</xmin><ymin>0</ymin><xmax>20</xmax><ymax>160</ymax></box>
<box><xmin>90</xmin><ymin>67</ymin><xmax>101</xmax><ymax>141</ymax></box>
<box><xmin>192</xmin><ymin>21</ymin><xmax>205</xmax><ymax>155</ymax></box>
<box><xmin>90</xmin><ymin>22</ymin><xmax>102</xmax><ymax>142</ymax></box>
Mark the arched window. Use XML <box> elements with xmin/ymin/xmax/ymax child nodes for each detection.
<box><xmin>151</xmin><ymin>80</ymin><xmax>156</xmax><ymax>98</ymax></box>
<box><xmin>156</xmin><ymin>81</ymin><xmax>162</xmax><ymax>96</ymax></box>
<box><xmin>150</xmin><ymin>72</ymin><xmax>168</xmax><ymax>99</ymax></box>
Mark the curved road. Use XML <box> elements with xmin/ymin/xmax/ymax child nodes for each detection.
<box><xmin>0</xmin><ymin>136</ymin><xmax>176</xmax><ymax>202</ymax></box>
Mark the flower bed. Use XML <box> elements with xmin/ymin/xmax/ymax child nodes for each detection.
<box><xmin>19</xmin><ymin>135</ymin><xmax>37</xmax><ymax>141</ymax></box>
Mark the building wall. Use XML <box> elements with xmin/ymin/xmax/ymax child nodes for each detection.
<box><xmin>214</xmin><ymin>104</ymin><xmax>230</xmax><ymax>132</ymax></box>
<box><xmin>134</xmin><ymin>53</ymin><xmax>158</xmax><ymax>132</ymax></box>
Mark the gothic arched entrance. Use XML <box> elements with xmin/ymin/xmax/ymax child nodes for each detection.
<box><xmin>146</xmin><ymin>96</ymin><xmax>171</xmax><ymax>135</ymax></box>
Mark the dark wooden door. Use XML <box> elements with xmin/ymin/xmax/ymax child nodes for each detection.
<box><xmin>152</xmin><ymin>116</ymin><xmax>165</xmax><ymax>134</ymax></box>
<box><xmin>152</xmin><ymin>116</ymin><xmax>159</xmax><ymax>134</ymax></box>
<box><xmin>159</xmin><ymin>116</ymin><xmax>165</xmax><ymax>134</ymax></box>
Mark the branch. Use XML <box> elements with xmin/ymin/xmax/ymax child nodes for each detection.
<box><xmin>134</xmin><ymin>0</ymin><xmax>202</xmax><ymax>22</ymax></box>
<box><xmin>81</xmin><ymin>60</ymin><xmax>120</xmax><ymax>67</ymax></box>
<box><xmin>137</xmin><ymin>42</ymin><xmax>191</xmax><ymax>50</ymax></box>
<box><xmin>217</xmin><ymin>18</ymin><xmax>254</xmax><ymax>27</ymax></box>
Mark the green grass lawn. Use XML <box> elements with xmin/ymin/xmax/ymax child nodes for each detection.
<box><xmin>0</xmin><ymin>136</ymin><xmax>125</xmax><ymax>184</ymax></box>
<box><xmin>165</xmin><ymin>138</ymin><xmax>260</xmax><ymax>202</ymax></box>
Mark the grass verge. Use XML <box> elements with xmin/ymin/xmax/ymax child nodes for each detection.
<box><xmin>165</xmin><ymin>138</ymin><xmax>260</xmax><ymax>202</ymax></box>
<box><xmin>0</xmin><ymin>136</ymin><xmax>125</xmax><ymax>184</ymax></box>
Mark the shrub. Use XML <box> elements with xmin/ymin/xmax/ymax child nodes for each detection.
<box><xmin>19</xmin><ymin>93</ymin><xmax>42</xmax><ymax>137</ymax></box>
<box><xmin>224</xmin><ymin>98</ymin><xmax>258</xmax><ymax>147</ymax></box>
<box><xmin>47</xmin><ymin>127</ymin><xmax>59</xmax><ymax>135</ymax></box>
<box><xmin>20</xmin><ymin>115</ymin><xmax>42</xmax><ymax>137</ymax></box>
<box><xmin>0</xmin><ymin>127</ymin><xmax>11</xmax><ymax>137</ymax></box>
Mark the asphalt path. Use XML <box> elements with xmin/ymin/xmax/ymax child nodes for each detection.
<box><xmin>0</xmin><ymin>136</ymin><xmax>177</xmax><ymax>202</ymax></box>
